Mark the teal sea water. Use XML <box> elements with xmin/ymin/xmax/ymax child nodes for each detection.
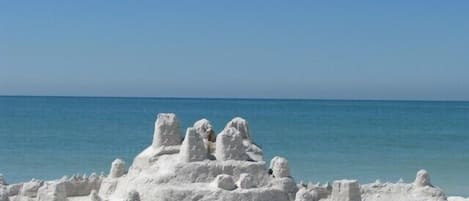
<box><xmin>0</xmin><ymin>96</ymin><xmax>468</xmax><ymax>196</ymax></box>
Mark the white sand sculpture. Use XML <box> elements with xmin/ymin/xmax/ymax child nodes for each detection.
<box><xmin>294</xmin><ymin>169</ymin><xmax>450</xmax><ymax>201</ymax></box>
<box><xmin>330</xmin><ymin>180</ymin><xmax>361</xmax><ymax>201</ymax></box>
<box><xmin>215</xmin><ymin>127</ymin><xmax>246</xmax><ymax>161</ymax></box>
<box><xmin>272</xmin><ymin>157</ymin><xmax>291</xmax><ymax>178</ymax></box>
<box><xmin>358</xmin><ymin>169</ymin><xmax>447</xmax><ymax>201</ymax></box>
<box><xmin>1</xmin><ymin>113</ymin><xmax>466</xmax><ymax>201</ymax></box>
<box><xmin>152</xmin><ymin>113</ymin><xmax>181</xmax><ymax>148</ymax></box>
<box><xmin>414</xmin><ymin>169</ymin><xmax>431</xmax><ymax>187</ymax></box>
<box><xmin>96</xmin><ymin>114</ymin><xmax>292</xmax><ymax>201</ymax></box>
<box><xmin>225</xmin><ymin>117</ymin><xmax>264</xmax><ymax>162</ymax></box>
<box><xmin>193</xmin><ymin>118</ymin><xmax>215</xmax><ymax>142</ymax></box>
<box><xmin>179</xmin><ymin>127</ymin><xmax>207</xmax><ymax>162</ymax></box>
<box><xmin>109</xmin><ymin>159</ymin><xmax>126</xmax><ymax>179</ymax></box>
<box><xmin>193</xmin><ymin>118</ymin><xmax>216</xmax><ymax>154</ymax></box>
<box><xmin>225</xmin><ymin>117</ymin><xmax>251</xmax><ymax>140</ymax></box>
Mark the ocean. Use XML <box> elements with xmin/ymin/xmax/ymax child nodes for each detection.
<box><xmin>0</xmin><ymin>96</ymin><xmax>468</xmax><ymax>196</ymax></box>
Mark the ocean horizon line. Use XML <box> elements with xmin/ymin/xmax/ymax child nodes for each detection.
<box><xmin>1</xmin><ymin>94</ymin><xmax>469</xmax><ymax>103</ymax></box>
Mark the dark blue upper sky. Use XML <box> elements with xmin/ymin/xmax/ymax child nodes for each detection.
<box><xmin>1</xmin><ymin>1</ymin><xmax>468</xmax><ymax>100</ymax></box>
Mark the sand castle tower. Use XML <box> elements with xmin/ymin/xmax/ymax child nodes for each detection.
<box><xmin>152</xmin><ymin>113</ymin><xmax>181</xmax><ymax>148</ymax></box>
<box><xmin>215</xmin><ymin>127</ymin><xmax>247</xmax><ymax>161</ymax></box>
<box><xmin>109</xmin><ymin>159</ymin><xmax>126</xmax><ymax>178</ymax></box>
<box><xmin>271</xmin><ymin>157</ymin><xmax>291</xmax><ymax>178</ymax></box>
<box><xmin>331</xmin><ymin>180</ymin><xmax>361</xmax><ymax>201</ymax></box>
<box><xmin>414</xmin><ymin>169</ymin><xmax>431</xmax><ymax>187</ymax></box>
<box><xmin>179</xmin><ymin>127</ymin><xmax>207</xmax><ymax>162</ymax></box>
<box><xmin>224</xmin><ymin>117</ymin><xmax>251</xmax><ymax>141</ymax></box>
<box><xmin>193</xmin><ymin>118</ymin><xmax>216</xmax><ymax>142</ymax></box>
<box><xmin>193</xmin><ymin>118</ymin><xmax>216</xmax><ymax>153</ymax></box>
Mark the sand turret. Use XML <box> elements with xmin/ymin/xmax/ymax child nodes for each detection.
<box><xmin>193</xmin><ymin>118</ymin><xmax>216</xmax><ymax>153</ymax></box>
<box><xmin>225</xmin><ymin>117</ymin><xmax>251</xmax><ymax>141</ymax></box>
<box><xmin>215</xmin><ymin>127</ymin><xmax>246</xmax><ymax>161</ymax></box>
<box><xmin>179</xmin><ymin>127</ymin><xmax>207</xmax><ymax>162</ymax></box>
<box><xmin>271</xmin><ymin>157</ymin><xmax>290</xmax><ymax>178</ymax></box>
<box><xmin>193</xmin><ymin>118</ymin><xmax>216</xmax><ymax>142</ymax></box>
<box><xmin>152</xmin><ymin>113</ymin><xmax>181</xmax><ymax>148</ymax></box>
<box><xmin>414</xmin><ymin>169</ymin><xmax>431</xmax><ymax>187</ymax></box>
<box><xmin>331</xmin><ymin>180</ymin><xmax>361</xmax><ymax>201</ymax></box>
<box><xmin>109</xmin><ymin>159</ymin><xmax>126</xmax><ymax>178</ymax></box>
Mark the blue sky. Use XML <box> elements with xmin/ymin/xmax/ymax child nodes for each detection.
<box><xmin>1</xmin><ymin>1</ymin><xmax>468</xmax><ymax>100</ymax></box>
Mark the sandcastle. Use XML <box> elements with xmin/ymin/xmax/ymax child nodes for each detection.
<box><xmin>96</xmin><ymin>114</ymin><xmax>294</xmax><ymax>201</ymax></box>
<box><xmin>295</xmin><ymin>169</ymin><xmax>449</xmax><ymax>201</ymax></box>
<box><xmin>0</xmin><ymin>113</ymin><xmax>465</xmax><ymax>201</ymax></box>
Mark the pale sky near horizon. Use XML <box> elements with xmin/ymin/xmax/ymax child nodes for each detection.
<box><xmin>1</xmin><ymin>1</ymin><xmax>469</xmax><ymax>100</ymax></box>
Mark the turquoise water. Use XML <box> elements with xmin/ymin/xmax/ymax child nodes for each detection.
<box><xmin>0</xmin><ymin>96</ymin><xmax>468</xmax><ymax>196</ymax></box>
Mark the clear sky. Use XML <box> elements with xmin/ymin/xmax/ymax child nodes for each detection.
<box><xmin>1</xmin><ymin>1</ymin><xmax>468</xmax><ymax>100</ymax></box>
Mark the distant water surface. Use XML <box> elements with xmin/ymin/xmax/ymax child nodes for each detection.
<box><xmin>0</xmin><ymin>96</ymin><xmax>468</xmax><ymax>196</ymax></box>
